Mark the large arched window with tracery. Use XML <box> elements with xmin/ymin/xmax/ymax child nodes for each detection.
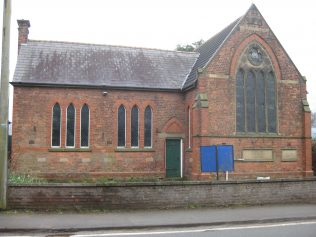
<box><xmin>236</xmin><ymin>43</ymin><xmax>277</xmax><ymax>133</ymax></box>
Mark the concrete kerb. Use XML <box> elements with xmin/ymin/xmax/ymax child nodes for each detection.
<box><xmin>1</xmin><ymin>216</ymin><xmax>316</xmax><ymax>234</ymax></box>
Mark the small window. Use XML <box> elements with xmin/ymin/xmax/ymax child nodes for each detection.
<box><xmin>66</xmin><ymin>103</ymin><xmax>75</xmax><ymax>147</ymax></box>
<box><xmin>117</xmin><ymin>105</ymin><xmax>126</xmax><ymax>147</ymax></box>
<box><xmin>81</xmin><ymin>104</ymin><xmax>89</xmax><ymax>147</ymax></box>
<box><xmin>131</xmin><ymin>106</ymin><xmax>139</xmax><ymax>147</ymax></box>
<box><xmin>144</xmin><ymin>106</ymin><xmax>152</xmax><ymax>147</ymax></box>
<box><xmin>51</xmin><ymin>103</ymin><xmax>61</xmax><ymax>147</ymax></box>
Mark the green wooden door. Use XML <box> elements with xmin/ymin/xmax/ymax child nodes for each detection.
<box><xmin>166</xmin><ymin>139</ymin><xmax>181</xmax><ymax>177</ymax></box>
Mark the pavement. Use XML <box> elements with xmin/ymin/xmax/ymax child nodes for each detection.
<box><xmin>0</xmin><ymin>204</ymin><xmax>316</xmax><ymax>233</ymax></box>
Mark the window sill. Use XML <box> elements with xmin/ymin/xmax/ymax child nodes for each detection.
<box><xmin>235</xmin><ymin>132</ymin><xmax>278</xmax><ymax>137</ymax></box>
<box><xmin>115</xmin><ymin>148</ymin><xmax>155</xmax><ymax>152</ymax></box>
<box><xmin>49</xmin><ymin>148</ymin><xmax>92</xmax><ymax>152</ymax></box>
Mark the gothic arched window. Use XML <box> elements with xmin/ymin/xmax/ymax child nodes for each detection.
<box><xmin>66</xmin><ymin>103</ymin><xmax>75</xmax><ymax>147</ymax></box>
<box><xmin>117</xmin><ymin>105</ymin><xmax>126</xmax><ymax>147</ymax></box>
<box><xmin>144</xmin><ymin>106</ymin><xmax>152</xmax><ymax>147</ymax></box>
<box><xmin>236</xmin><ymin>43</ymin><xmax>277</xmax><ymax>133</ymax></box>
<box><xmin>131</xmin><ymin>105</ymin><xmax>139</xmax><ymax>147</ymax></box>
<box><xmin>51</xmin><ymin>103</ymin><xmax>61</xmax><ymax>147</ymax></box>
<box><xmin>81</xmin><ymin>104</ymin><xmax>90</xmax><ymax>147</ymax></box>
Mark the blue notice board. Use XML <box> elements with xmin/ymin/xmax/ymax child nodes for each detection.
<box><xmin>200</xmin><ymin>145</ymin><xmax>234</xmax><ymax>172</ymax></box>
<box><xmin>217</xmin><ymin>145</ymin><xmax>234</xmax><ymax>172</ymax></box>
<box><xmin>200</xmin><ymin>146</ymin><xmax>217</xmax><ymax>172</ymax></box>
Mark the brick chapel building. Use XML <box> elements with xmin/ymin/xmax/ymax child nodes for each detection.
<box><xmin>11</xmin><ymin>5</ymin><xmax>313</xmax><ymax>180</ymax></box>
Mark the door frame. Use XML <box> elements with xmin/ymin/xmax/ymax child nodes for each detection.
<box><xmin>165</xmin><ymin>138</ymin><xmax>183</xmax><ymax>178</ymax></box>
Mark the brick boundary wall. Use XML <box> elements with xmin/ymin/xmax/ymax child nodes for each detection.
<box><xmin>8</xmin><ymin>179</ymin><xmax>316</xmax><ymax>210</ymax></box>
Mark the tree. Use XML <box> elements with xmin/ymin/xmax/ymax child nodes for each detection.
<box><xmin>176</xmin><ymin>39</ymin><xmax>205</xmax><ymax>52</ymax></box>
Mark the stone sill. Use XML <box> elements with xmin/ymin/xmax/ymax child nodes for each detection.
<box><xmin>115</xmin><ymin>148</ymin><xmax>155</xmax><ymax>152</ymax></box>
<box><xmin>281</xmin><ymin>158</ymin><xmax>298</xmax><ymax>162</ymax></box>
<box><xmin>235</xmin><ymin>159</ymin><xmax>274</xmax><ymax>162</ymax></box>
<box><xmin>48</xmin><ymin>148</ymin><xmax>92</xmax><ymax>152</ymax></box>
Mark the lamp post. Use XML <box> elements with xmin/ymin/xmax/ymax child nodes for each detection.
<box><xmin>0</xmin><ymin>0</ymin><xmax>11</xmax><ymax>209</ymax></box>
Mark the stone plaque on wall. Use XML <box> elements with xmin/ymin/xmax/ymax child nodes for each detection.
<box><xmin>242</xmin><ymin>149</ymin><xmax>273</xmax><ymax>161</ymax></box>
<box><xmin>281</xmin><ymin>149</ymin><xmax>297</xmax><ymax>162</ymax></box>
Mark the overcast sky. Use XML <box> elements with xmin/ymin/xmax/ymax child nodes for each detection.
<box><xmin>1</xmin><ymin>0</ymin><xmax>316</xmax><ymax>119</ymax></box>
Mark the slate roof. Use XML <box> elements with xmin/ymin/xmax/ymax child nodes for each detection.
<box><xmin>182</xmin><ymin>17</ymin><xmax>241</xmax><ymax>90</ymax></box>
<box><xmin>12</xmin><ymin>18</ymin><xmax>241</xmax><ymax>91</ymax></box>
<box><xmin>12</xmin><ymin>40</ymin><xmax>199</xmax><ymax>91</ymax></box>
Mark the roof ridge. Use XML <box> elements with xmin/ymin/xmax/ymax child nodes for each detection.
<box><xmin>27</xmin><ymin>39</ymin><xmax>199</xmax><ymax>55</ymax></box>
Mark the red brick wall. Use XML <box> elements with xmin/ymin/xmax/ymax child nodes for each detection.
<box><xmin>11</xmin><ymin>7</ymin><xmax>312</xmax><ymax>180</ymax></box>
<box><xmin>185</xmin><ymin>7</ymin><xmax>312</xmax><ymax>179</ymax></box>
<box><xmin>11</xmin><ymin>87</ymin><xmax>185</xmax><ymax>178</ymax></box>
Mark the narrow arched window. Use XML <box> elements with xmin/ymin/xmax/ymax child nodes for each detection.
<box><xmin>66</xmin><ymin>103</ymin><xmax>75</xmax><ymax>147</ymax></box>
<box><xmin>144</xmin><ymin>106</ymin><xmax>152</xmax><ymax>147</ymax></box>
<box><xmin>81</xmin><ymin>104</ymin><xmax>89</xmax><ymax>147</ymax></box>
<box><xmin>117</xmin><ymin>105</ymin><xmax>126</xmax><ymax>147</ymax></box>
<box><xmin>51</xmin><ymin>103</ymin><xmax>61</xmax><ymax>147</ymax></box>
<box><xmin>256</xmin><ymin>71</ymin><xmax>266</xmax><ymax>132</ymax></box>
<box><xmin>246</xmin><ymin>71</ymin><xmax>256</xmax><ymax>132</ymax></box>
<box><xmin>131</xmin><ymin>105</ymin><xmax>139</xmax><ymax>147</ymax></box>
<box><xmin>266</xmin><ymin>72</ymin><xmax>276</xmax><ymax>133</ymax></box>
<box><xmin>187</xmin><ymin>106</ymin><xmax>191</xmax><ymax>149</ymax></box>
<box><xmin>236</xmin><ymin>69</ymin><xmax>245</xmax><ymax>132</ymax></box>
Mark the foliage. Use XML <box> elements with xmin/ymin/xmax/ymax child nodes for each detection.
<box><xmin>176</xmin><ymin>39</ymin><xmax>205</xmax><ymax>52</ymax></box>
<box><xmin>8</xmin><ymin>173</ymin><xmax>47</xmax><ymax>184</ymax></box>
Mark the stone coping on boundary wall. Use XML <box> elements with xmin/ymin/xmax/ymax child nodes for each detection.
<box><xmin>8</xmin><ymin>177</ymin><xmax>316</xmax><ymax>188</ymax></box>
<box><xmin>8</xmin><ymin>178</ymin><xmax>316</xmax><ymax>210</ymax></box>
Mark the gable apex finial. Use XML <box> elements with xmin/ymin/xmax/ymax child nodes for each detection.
<box><xmin>249</xmin><ymin>3</ymin><xmax>258</xmax><ymax>11</ymax></box>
